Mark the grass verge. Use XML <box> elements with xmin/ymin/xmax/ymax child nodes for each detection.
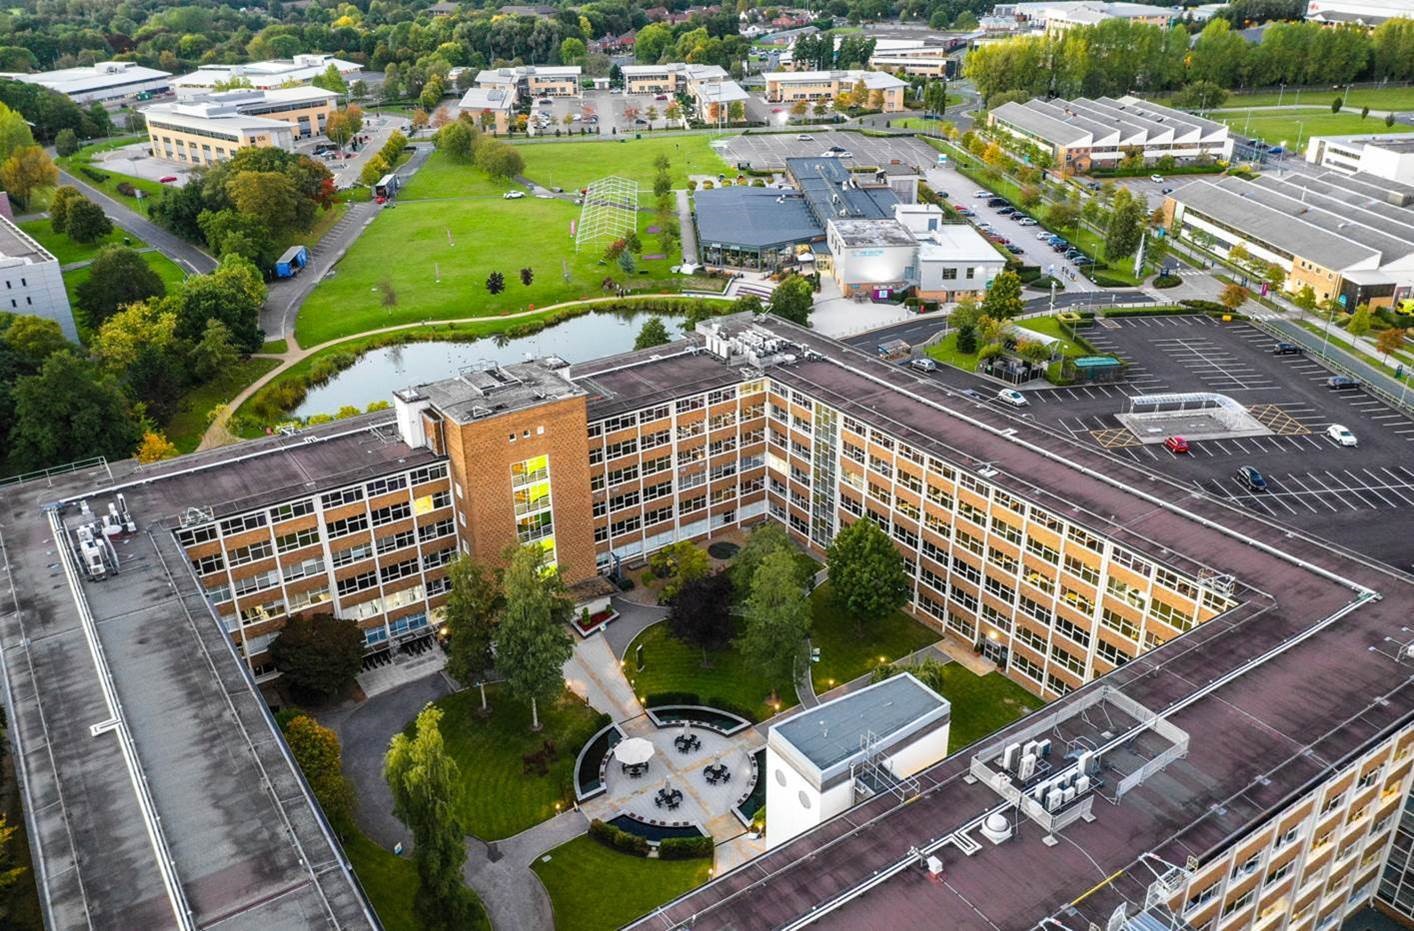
<box><xmin>809</xmin><ymin>584</ymin><xmax>939</xmax><ymax>692</ymax></box>
<box><xmin>17</xmin><ymin>217</ymin><xmax>147</xmax><ymax>265</ymax></box>
<box><xmin>532</xmin><ymin>835</ymin><xmax>711</xmax><ymax>931</ymax></box>
<box><xmin>56</xmin><ymin>135</ymin><xmax>165</xmax><ymax>211</ymax></box>
<box><xmin>431</xmin><ymin>685</ymin><xmax>606</xmax><ymax>840</ymax></box>
<box><xmin>624</xmin><ymin>621</ymin><xmax>796</xmax><ymax>722</ymax></box>
<box><xmin>934</xmin><ymin>665</ymin><xmax>1046</xmax><ymax>753</ymax></box>
<box><xmin>165</xmin><ymin>357</ymin><xmax>281</xmax><ymax>453</ymax></box>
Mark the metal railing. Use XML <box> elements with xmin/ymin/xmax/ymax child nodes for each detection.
<box><xmin>0</xmin><ymin>456</ymin><xmax>110</xmax><ymax>489</ymax></box>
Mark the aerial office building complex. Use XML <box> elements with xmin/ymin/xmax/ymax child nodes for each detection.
<box><xmin>1</xmin><ymin>313</ymin><xmax>1411</xmax><ymax>929</ymax></box>
<box><xmin>0</xmin><ymin>215</ymin><xmax>75</xmax><ymax>340</ymax></box>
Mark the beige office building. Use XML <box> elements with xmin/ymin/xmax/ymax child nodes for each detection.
<box><xmin>144</xmin><ymin>87</ymin><xmax>339</xmax><ymax>164</ymax></box>
<box><xmin>764</xmin><ymin>69</ymin><xmax>908</xmax><ymax>112</ymax></box>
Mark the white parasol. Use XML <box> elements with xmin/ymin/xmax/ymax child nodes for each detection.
<box><xmin>615</xmin><ymin>737</ymin><xmax>655</xmax><ymax>766</ymax></box>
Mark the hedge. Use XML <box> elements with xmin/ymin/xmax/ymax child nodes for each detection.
<box><xmin>1152</xmin><ymin>274</ymin><xmax>1181</xmax><ymax>289</ymax></box>
<box><xmin>588</xmin><ymin>818</ymin><xmax>650</xmax><ymax>857</ymax></box>
<box><xmin>644</xmin><ymin>692</ymin><xmax>756</xmax><ymax>724</ymax></box>
<box><xmin>1088</xmin><ymin>162</ymin><xmax>1227</xmax><ymax>178</ymax></box>
<box><xmin>658</xmin><ymin>836</ymin><xmax>714</xmax><ymax>860</ymax></box>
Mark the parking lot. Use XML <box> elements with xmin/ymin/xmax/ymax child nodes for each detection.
<box><xmin>856</xmin><ymin>313</ymin><xmax>1414</xmax><ymax>566</ymax></box>
<box><xmin>529</xmin><ymin>89</ymin><xmax>678</xmax><ymax>135</ymax></box>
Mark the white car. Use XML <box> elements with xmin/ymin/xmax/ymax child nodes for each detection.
<box><xmin>997</xmin><ymin>388</ymin><xmax>1029</xmax><ymax>407</ymax></box>
<box><xmin>973</xmin><ymin>190</ymin><xmax>991</xmax><ymax>198</ymax></box>
<box><xmin>1326</xmin><ymin>423</ymin><xmax>1358</xmax><ymax>447</ymax></box>
<box><xmin>1036</xmin><ymin>231</ymin><xmax>1053</xmax><ymax>240</ymax></box>
<box><xmin>503</xmin><ymin>191</ymin><xmax>525</xmax><ymax>199</ymax></box>
<box><xmin>796</xmin><ymin>133</ymin><xmax>814</xmax><ymax>141</ymax></box>
<box><xmin>1150</xmin><ymin>174</ymin><xmax>1165</xmax><ymax>183</ymax></box>
<box><xmin>1016</xmin><ymin>217</ymin><xmax>1039</xmax><ymax>226</ymax></box>
<box><xmin>820</xmin><ymin>148</ymin><xmax>853</xmax><ymax>158</ymax></box>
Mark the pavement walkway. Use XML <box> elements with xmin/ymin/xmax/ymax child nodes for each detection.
<box><xmin>465</xmin><ymin>810</ymin><xmax>588</xmax><ymax>931</ymax></box>
<box><xmin>564</xmin><ymin>631</ymin><xmax>642</xmax><ymax>722</ymax></box>
<box><xmin>676</xmin><ymin>188</ymin><xmax>698</xmax><ymax>265</ymax></box>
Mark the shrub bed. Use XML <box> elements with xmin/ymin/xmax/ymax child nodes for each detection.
<box><xmin>588</xmin><ymin>819</ymin><xmax>650</xmax><ymax>857</ymax></box>
<box><xmin>658</xmin><ymin>836</ymin><xmax>714</xmax><ymax>860</ymax></box>
<box><xmin>1152</xmin><ymin>273</ymin><xmax>1181</xmax><ymax>288</ymax></box>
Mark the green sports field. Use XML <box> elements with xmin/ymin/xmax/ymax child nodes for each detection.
<box><xmin>512</xmin><ymin>134</ymin><xmax>731</xmax><ymax>190</ymax></box>
<box><xmin>1216</xmin><ymin>109</ymin><xmax>1414</xmax><ymax>145</ymax></box>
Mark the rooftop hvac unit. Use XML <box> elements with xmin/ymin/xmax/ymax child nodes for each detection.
<box><xmin>1023</xmin><ymin>740</ymin><xmax>1038</xmax><ymax>759</ymax></box>
<box><xmin>1062</xmin><ymin>785</ymin><xmax>1077</xmax><ymax>805</ymax></box>
<box><xmin>1002</xmin><ymin>742</ymin><xmax>1021</xmax><ymax>773</ymax></box>
<box><xmin>1046</xmin><ymin>788</ymin><xmax>1064</xmax><ymax>812</ymax></box>
<box><xmin>926</xmin><ymin>855</ymin><xmax>944</xmax><ymax>876</ymax></box>
<box><xmin>1018</xmin><ymin>753</ymin><xmax>1037</xmax><ymax>780</ymax></box>
<box><xmin>1077</xmin><ymin>750</ymin><xmax>1094</xmax><ymax>775</ymax></box>
<box><xmin>1075</xmin><ymin>774</ymin><xmax>1092</xmax><ymax>795</ymax></box>
<box><xmin>1036</xmin><ymin>738</ymin><xmax>1052</xmax><ymax>759</ymax></box>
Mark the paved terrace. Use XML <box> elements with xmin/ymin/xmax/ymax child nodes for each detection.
<box><xmin>626</xmin><ymin>319</ymin><xmax>1414</xmax><ymax>931</ymax></box>
<box><xmin>0</xmin><ymin>416</ymin><xmax>431</xmax><ymax>930</ymax></box>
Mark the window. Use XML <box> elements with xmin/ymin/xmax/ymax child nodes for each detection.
<box><xmin>331</xmin><ymin>542</ymin><xmax>373</xmax><ymax>567</ymax></box>
<box><xmin>228</xmin><ymin>540</ymin><xmax>273</xmax><ymax>567</ymax></box>
<box><xmin>271</xmin><ymin>499</ymin><xmax>314</xmax><ymax>522</ymax></box>
<box><xmin>220</xmin><ymin>513</ymin><xmax>266</xmax><ymax>535</ymax></box>
<box><xmin>177</xmin><ymin>525</ymin><xmax>218</xmax><ymax>546</ymax></box>
<box><xmin>369</xmin><ymin>502</ymin><xmax>411</xmax><ymax>527</ymax></box>
<box><xmin>321</xmin><ymin>487</ymin><xmax>363</xmax><ymax>509</ymax></box>
<box><xmin>409</xmin><ymin>464</ymin><xmax>448</xmax><ymax>485</ymax></box>
<box><xmin>337</xmin><ymin>570</ymin><xmax>379</xmax><ymax>595</ymax></box>
<box><xmin>376</xmin><ymin>529</ymin><xmax>417</xmax><ymax>554</ymax></box>
<box><xmin>276</xmin><ymin>527</ymin><xmax>320</xmax><ymax>553</ymax></box>
<box><xmin>366</xmin><ymin>474</ymin><xmax>407</xmax><ymax>496</ymax></box>
<box><xmin>191</xmin><ymin>553</ymin><xmax>225</xmax><ymax>576</ymax></box>
<box><xmin>1064</xmin><ymin>554</ymin><xmax>1099</xmax><ymax>584</ymax></box>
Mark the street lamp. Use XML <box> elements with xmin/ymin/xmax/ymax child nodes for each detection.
<box><xmin>1277</xmin><ymin>83</ymin><xmax>1285</xmax><ymax>107</ymax></box>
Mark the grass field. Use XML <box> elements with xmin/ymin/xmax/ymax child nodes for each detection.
<box><xmin>809</xmin><ymin>585</ymin><xmax>939</xmax><ymax>692</ymax></box>
<box><xmin>296</xmin><ymin>150</ymin><xmax>695</xmax><ymax>345</ymax></box>
<box><xmin>432</xmin><ymin>685</ymin><xmax>604</xmax><ymax>840</ymax></box>
<box><xmin>18</xmin><ymin>218</ymin><xmax>146</xmax><ymax>266</ymax></box>
<box><xmin>56</xmin><ymin>135</ymin><xmax>165</xmax><ymax>212</ymax></box>
<box><xmin>63</xmin><ymin>250</ymin><xmax>186</xmax><ymax>307</ymax></box>
<box><xmin>344</xmin><ymin>830</ymin><xmax>492</xmax><ymax>931</ymax></box>
<box><xmin>1206</xmin><ymin>86</ymin><xmax>1414</xmax><ymax>112</ymax></box>
<box><xmin>513</xmin><ymin>134</ymin><xmax>731</xmax><ymax>190</ymax></box>
<box><xmin>164</xmin><ymin>356</ymin><xmax>280</xmax><ymax>452</ymax></box>
<box><xmin>532</xmin><ymin>835</ymin><xmax>711</xmax><ymax>931</ymax></box>
<box><xmin>1216</xmin><ymin>109</ymin><xmax>1414</xmax><ymax>144</ymax></box>
<box><xmin>624</xmin><ymin>622</ymin><xmax>797</xmax><ymax>722</ymax></box>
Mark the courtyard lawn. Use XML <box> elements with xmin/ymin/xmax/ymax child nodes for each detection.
<box><xmin>1015</xmin><ymin>316</ymin><xmax>1091</xmax><ymax>358</ymax></box>
<box><xmin>514</xmin><ymin>134</ymin><xmax>731</xmax><ymax>190</ymax></box>
<box><xmin>532</xmin><ymin>835</ymin><xmax>711</xmax><ymax>931</ymax></box>
<box><xmin>18</xmin><ymin>218</ymin><xmax>146</xmax><ymax>266</ymax></box>
<box><xmin>164</xmin><ymin>356</ymin><xmax>280</xmax><ymax>453</ymax></box>
<box><xmin>432</xmin><ymin>685</ymin><xmax>606</xmax><ymax>840</ymax></box>
<box><xmin>624</xmin><ymin>622</ymin><xmax>797</xmax><ymax>722</ymax></box>
<box><xmin>295</xmin><ymin>152</ymin><xmax>690</xmax><ymax>346</ymax></box>
<box><xmin>925</xmin><ymin>330</ymin><xmax>980</xmax><ymax>372</ymax></box>
<box><xmin>1216</xmin><ymin>109</ymin><xmax>1414</xmax><ymax>145</ymax></box>
<box><xmin>344</xmin><ymin>831</ymin><xmax>489</xmax><ymax>931</ymax></box>
<box><xmin>929</xmin><ymin>664</ymin><xmax>1045</xmax><ymax>753</ymax></box>
<box><xmin>809</xmin><ymin>584</ymin><xmax>940</xmax><ymax>693</ymax></box>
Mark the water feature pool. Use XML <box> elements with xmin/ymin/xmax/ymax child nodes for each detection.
<box><xmin>292</xmin><ymin>310</ymin><xmax>680</xmax><ymax>417</ymax></box>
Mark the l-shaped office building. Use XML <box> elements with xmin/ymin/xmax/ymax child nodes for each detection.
<box><xmin>1</xmin><ymin>313</ymin><xmax>1411</xmax><ymax>929</ymax></box>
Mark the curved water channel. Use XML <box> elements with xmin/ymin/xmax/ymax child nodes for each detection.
<box><xmin>292</xmin><ymin>310</ymin><xmax>681</xmax><ymax>418</ymax></box>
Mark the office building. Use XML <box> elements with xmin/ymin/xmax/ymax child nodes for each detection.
<box><xmin>172</xmin><ymin>54</ymin><xmax>359</xmax><ymax>97</ymax></box>
<box><xmin>1305</xmin><ymin>0</ymin><xmax>1414</xmax><ymax>25</ymax></box>
<box><xmin>143</xmin><ymin>87</ymin><xmax>339</xmax><ymax>164</ymax></box>
<box><xmin>764</xmin><ymin>69</ymin><xmax>909</xmax><ymax>113</ymax></box>
<box><xmin>620</xmin><ymin>62</ymin><xmax>749</xmax><ymax>121</ymax></box>
<box><xmin>993</xmin><ymin>0</ymin><xmax>1178</xmax><ymax>30</ymax></box>
<box><xmin>1163</xmin><ymin>172</ymin><xmax>1414</xmax><ymax>309</ymax></box>
<box><xmin>1305</xmin><ymin>133</ymin><xmax>1414</xmax><ymax>185</ymax></box>
<box><xmin>0</xmin><ymin>215</ymin><xmax>75</xmax><ymax>340</ymax></box>
<box><xmin>474</xmin><ymin>65</ymin><xmax>581</xmax><ymax>100</ymax></box>
<box><xmin>456</xmin><ymin>85</ymin><xmax>516</xmax><ymax>133</ymax></box>
<box><xmin>3</xmin><ymin>60</ymin><xmax>171</xmax><ymax>103</ymax></box>
<box><xmin>896</xmin><ymin>206</ymin><xmax>1007</xmax><ymax>301</ymax></box>
<box><xmin>990</xmin><ymin>95</ymin><xmax>1234</xmax><ymax>173</ymax></box>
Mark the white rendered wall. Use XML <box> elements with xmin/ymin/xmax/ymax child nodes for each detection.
<box><xmin>765</xmin><ymin>745</ymin><xmax>854</xmax><ymax>849</ymax></box>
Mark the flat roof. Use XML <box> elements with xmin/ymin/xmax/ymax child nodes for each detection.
<box><xmin>458</xmin><ymin>86</ymin><xmax>515</xmax><ymax>110</ymax></box>
<box><xmin>694</xmin><ymin>187</ymin><xmax>823</xmax><ymax>249</ymax></box>
<box><xmin>410</xmin><ymin>361</ymin><xmax>582</xmax><ymax>423</ymax></box>
<box><xmin>0</xmin><ymin>214</ymin><xmax>55</xmax><ymax>263</ymax></box>
<box><xmin>572</xmin><ymin>342</ymin><xmax>748</xmax><ymax>421</ymax></box>
<box><xmin>916</xmin><ymin>223</ymin><xmax>1005</xmax><ymax>263</ymax></box>
<box><xmin>773</xmin><ymin>674</ymin><xmax>949</xmax><ymax>774</ymax></box>
<box><xmin>6</xmin><ymin>61</ymin><xmax>171</xmax><ymax>95</ymax></box>
<box><xmin>829</xmin><ymin>217</ymin><xmax>916</xmax><ymax>247</ymax></box>
<box><xmin>0</xmin><ymin>420</ymin><xmax>423</xmax><ymax>929</ymax></box>
<box><xmin>625</xmin><ymin>315</ymin><xmax>1413</xmax><ymax>930</ymax></box>
<box><xmin>789</xmin><ymin>157</ymin><xmax>901</xmax><ymax>222</ymax></box>
<box><xmin>1312</xmin><ymin>132</ymin><xmax>1414</xmax><ymax>153</ymax></box>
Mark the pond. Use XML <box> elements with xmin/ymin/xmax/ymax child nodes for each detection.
<box><xmin>293</xmin><ymin>310</ymin><xmax>681</xmax><ymax>418</ymax></box>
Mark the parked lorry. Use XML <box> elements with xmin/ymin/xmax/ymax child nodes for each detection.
<box><xmin>275</xmin><ymin>245</ymin><xmax>309</xmax><ymax>279</ymax></box>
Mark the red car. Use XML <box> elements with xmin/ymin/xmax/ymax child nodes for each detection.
<box><xmin>158</xmin><ymin>175</ymin><xmax>177</xmax><ymax>183</ymax></box>
<box><xmin>1164</xmin><ymin>436</ymin><xmax>1190</xmax><ymax>454</ymax></box>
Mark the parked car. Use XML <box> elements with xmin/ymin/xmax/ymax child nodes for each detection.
<box><xmin>1163</xmin><ymin>436</ymin><xmax>1190</xmax><ymax>454</ymax></box>
<box><xmin>1036</xmin><ymin>231</ymin><xmax>1054</xmax><ymax>240</ymax></box>
<box><xmin>973</xmin><ymin>190</ymin><xmax>991</xmax><ymax>198</ymax></box>
<box><xmin>1005</xmin><ymin>244</ymin><xmax>1024</xmax><ymax>254</ymax></box>
<box><xmin>987</xmin><ymin>196</ymin><xmax>1009</xmax><ymax>208</ymax></box>
<box><xmin>655</xmin><ymin>94</ymin><xmax>669</xmax><ymax>100</ymax></box>
<box><xmin>1150</xmin><ymin>174</ymin><xmax>1165</xmax><ymax>183</ymax></box>
<box><xmin>821</xmin><ymin>148</ymin><xmax>854</xmax><ymax>158</ymax></box>
<box><xmin>796</xmin><ymin>133</ymin><xmax>814</xmax><ymax>141</ymax></box>
<box><xmin>997</xmin><ymin>388</ymin><xmax>1029</xmax><ymax>407</ymax></box>
<box><xmin>1238</xmin><ymin>466</ymin><xmax>1268</xmax><ymax>491</ymax></box>
<box><xmin>503</xmin><ymin>191</ymin><xmax>525</xmax><ymax>199</ymax></box>
<box><xmin>1326</xmin><ymin>375</ymin><xmax>1361</xmax><ymax>390</ymax></box>
<box><xmin>1161</xmin><ymin>187</ymin><xmax>1174</xmax><ymax>195</ymax></box>
<box><xmin>910</xmin><ymin>357</ymin><xmax>938</xmax><ymax>373</ymax></box>
<box><xmin>996</xmin><ymin>206</ymin><xmax>1015</xmax><ymax>216</ymax></box>
<box><xmin>158</xmin><ymin>175</ymin><xmax>177</xmax><ymax>183</ymax></box>
<box><xmin>955</xmin><ymin>206</ymin><xmax>974</xmax><ymax>217</ymax></box>
<box><xmin>1326</xmin><ymin>424</ymin><xmax>1358</xmax><ymax>447</ymax></box>
<box><xmin>1016</xmin><ymin>217</ymin><xmax>1039</xmax><ymax>226</ymax></box>
<box><xmin>1272</xmin><ymin>342</ymin><xmax>1304</xmax><ymax>355</ymax></box>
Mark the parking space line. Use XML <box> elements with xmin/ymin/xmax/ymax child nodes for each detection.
<box><xmin>1362</xmin><ymin>468</ymin><xmax>1414</xmax><ymax>506</ymax></box>
<box><xmin>1318</xmin><ymin>470</ymin><xmax>1373</xmax><ymax>510</ymax></box>
<box><xmin>1275</xmin><ymin>473</ymin><xmax>1327</xmax><ymax>514</ymax></box>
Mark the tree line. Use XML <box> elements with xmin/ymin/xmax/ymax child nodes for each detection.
<box><xmin>965</xmin><ymin>17</ymin><xmax>1414</xmax><ymax>107</ymax></box>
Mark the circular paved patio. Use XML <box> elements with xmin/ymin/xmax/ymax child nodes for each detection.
<box><xmin>600</xmin><ymin>724</ymin><xmax>757</xmax><ymax>836</ymax></box>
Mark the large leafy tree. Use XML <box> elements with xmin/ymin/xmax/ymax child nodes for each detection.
<box><xmin>74</xmin><ymin>246</ymin><xmax>166</xmax><ymax>328</ymax></box>
<box><xmin>737</xmin><ymin>549</ymin><xmax>811</xmax><ymax>695</ymax></box>
<box><xmin>384</xmin><ymin>706</ymin><xmax>485</xmax><ymax>931</ymax></box>
<box><xmin>768</xmin><ymin>275</ymin><xmax>814</xmax><ymax>327</ymax></box>
<box><xmin>10</xmin><ymin>350</ymin><xmax>142</xmax><ymax>471</ymax></box>
<box><xmin>268</xmin><ymin>613</ymin><xmax>364</xmax><ymax>702</ymax></box>
<box><xmin>981</xmin><ymin>270</ymin><xmax>1024</xmax><ymax>321</ymax></box>
<box><xmin>825</xmin><ymin>518</ymin><xmax>911</xmax><ymax>631</ymax></box>
<box><xmin>667</xmin><ymin>571</ymin><xmax>736</xmax><ymax>662</ymax></box>
<box><xmin>729</xmin><ymin>522</ymin><xmax>812</xmax><ymax>600</ymax></box>
<box><xmin>283</xmin><ymin>714</ymin><xmax>357</xmax><ymax>838</ymax></box>
<box><xmin>443</xmin><ymin>556</ymin><xmax>500</xmax><ymax>692</ymax></box>
<box><xmin>0</xmin><ymin>144</ymin><xmax>57</xmax><ymax>207</ymax></box>
<box><xmin>434</xmin><ymin>120</ymin><xmax>477</xmax><ymax>163</ymax></box>
<box><xmin>634</xmin><ymin>317</ymin><xmax>670</xmax><ymax>350</ymax></box>
<box><xmin>1105</xmin><ymin>188</ymin><xmax>1146</xmax><ymax>262</ymax></box>
<box><xmin>648</xmin><ymin>540</ymin><xmax>710</xmax><ymax>602</ymax></box>
<box><xmin>494</xmin><ymin>545</ymin><xmax>573</xmax><ymax>731</ymax></box>
<box><xmin>63</xmin><ymin>198</ymin><xmax>112</xmax><ymax>244</ymax></box>
<box><xmin>171</xmin><ymin>255</ymin><xmax>265</xmax><ymax>352</ymax></box>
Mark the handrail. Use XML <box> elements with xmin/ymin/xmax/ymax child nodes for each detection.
<box><xmin>0</xmin><ymin>456</ymin><xmax>110</xmax><ymax>489</ymax></box>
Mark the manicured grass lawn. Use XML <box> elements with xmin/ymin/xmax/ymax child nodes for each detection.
<box><xmin>809</xmin><ymin>585</ymin><xmax>939</xmax><ymax>692</ymax></box>
<box><xmin>432</xmin><ymin>685</ymin><xmax>605</xmax><ymax>840</ymax></box>
<box><xmin>513</xmin><ymin>134</ymin><xmax>730</xmax><ymax>191</ymax></box>
<box><xmin>296</xmin><ymin>151</ymin><xmax>687</xmax><ymax>346</ymax></box>
<box><xmin>532</xmin><ymin>835</ymin><xmax>711</xmax><ymax>931</ymax></box>
<box><xmin>56</xmin><ymin>135</ymin><xmax>166</xmax><ymax>211</ymax></box>
<box><xmin>164</xmin><ymin>356</ymin><xmax>280</xmax><ymax>452</ymax></box>
<box><xmin>1209</xmin><ymin>86</ymin><xmax>1414</xmax><ymax>111</ymax></box>
<box><xmin>929</xmin><ymin>665</ymin><xmax>1045</xmax><ymax>753</ymax></box>
<box><xmin>1015</xmin><ymin>317</ymin><xmax>1090</xmax><ymax>358</ymax></box>
<box><xmin>624</xmin><ymin>621</ymin><xmax>797</xmax><ymax>722</ymax></box>
<box><xmin>1215</xmin><ymin>109</ymin><xmax>1414</xmax><ymax>144</ymax></box>
<box><xmin>18</xmin><ymin>218</ymin><xmax>146</xmax><ymax>265</ymax></box>
<box><xmin>63</xmin><ymin>249</ymin><xmax>185</xmax><ymax>307</ymax></box>
<box><xmin>926</xmin><ymin>330</ymin><xmax>980</xmax><ymax>371</ymax></box>
<box><xmin>344</xmin><ymin>830</ymin><xmax>492</xmax><ymax>931</ymax></box>
<box><xmin>260</xmin><ymin>339</ymin><xmax>289</xmax><ymax>354</ymax></box>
